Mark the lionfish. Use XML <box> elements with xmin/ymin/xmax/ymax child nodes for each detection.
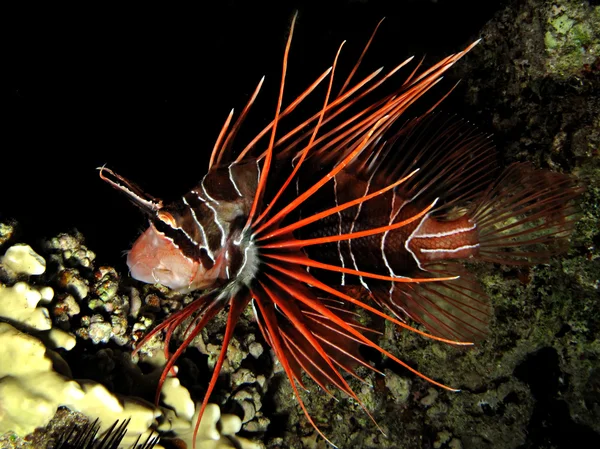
<box><xmin>100</xmin><ymin>14</ymin><xmax>582</xmax><ymax>447</ymax></box>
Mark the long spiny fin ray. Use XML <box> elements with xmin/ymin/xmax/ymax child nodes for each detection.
<box><xmin>276</xmin><ymin>53</ymin><xmax>435</xmax><ymax>161</ymax></box>
<box><xmin>209</xmin><ymin>108</ymin><xmax>235</xmax><ymax>170</ymax></box>
<box><xmin>307</xmin><ymin>42</ymin><xmax>480</xmax><ymax>164</ymax></box>
<box><xmin>191</xmin><ymin>293</ymin><xmax>250</xmax><ymax>447</ymax></box>
<box><xmin>252</xmin><ymin>287</ymin><xmax>339</xmax><ymax>448</ymax></box>
<box><xmin>163</xmin><ymin>301</ymin><xmax>213</xmax><ymax>361</ymax></box>
<box><xmin>306</xmin><ymin>74</ymin><xmax>437</xmax><ymax>163</ymax></box>
<box><xmin>155</xmin><ymin>299</ymin><xmax>224</xmax><ymax>405</ymax></box>
<box><xmin>291</xmin><ymin>65</ymin><xmax>455</xmax><ymax>173</ymax></box>
<box><xmin>254</xmin><ymin>116</ymin><xmax>390</xmax><ymax>235</ymax></box>
<box><xmin>265</xmin><ymin>267</ymin><xmax>461</xmax><ymax>390</ymax></box>
<box><xmin>312</xmin><ymin>331</ymin><xmax>383</xmax><ymax>377</ymax></box>
<box><xmin>244</xmin><ymin>11</ymin><xmax>298</xmax><ymax>230</ymax></box>
<box><xmin>339</xmin><ymin>18</ymin><xmax>386</xmax><ymax>96</ymax></box>
<box><xmin>277</xmin><ymin>37</ymin><xmax>472</xmax><ymax>161</ymax></box>
<box><xmin>284</xmin><ymin>296</ymin><xmax>383</xmax><ymax>394</ymax></box>
<box><xmin>132</xmin><ymin>291</ymin><xmax>216</xmax><ymax>358</ymax></box>
<box><xmin>259</xmin><ymin>277</ymin><xmax>388</xmax><ymax>435</ymax></box>
<box><xmin>261</xmin><ymin>198</ymin><xmax>437</xmax><ymax>249</ymax></box>
<box><xmin>265</xmin><ymin>252</ymin><xmax>459</xmax><ymax>284</ymax></box>
<box><xmin>279</xmin><ymin>332</ymin><xmax>339</xmax><ymax>400</ymax></box>
<box><xmin>234</xmin><ymin>67</ymin><xmax>332</xmax><ymax>163</ymax></box>
<box><xmin>303</xmin><ymin>317</ymin><xmax>375</xmax><ymax>358</ymax></box>
<box><xmin>275</xmin><ymin>68</ymin><xmax>386</xmax><ymax>158</ymax></box>
<box><xmin>253</xmin><ymin>40</ymin><xmax>345</xmax><ymax>227</ymax></box>
<box><xmin>259</xmin><ymin>279</ymin><xmax>353</xmax><ymax>388</ymax></box>
<box><xmin>259</xmin><ymin>168</ymin><xmax>419</xmax><ymax>241</ymax></box>
<box><xmin>154</xmin><ymin>302</ymin><xmax>222</xmax><ymax>418</ymax></box>
<box><xmin>259</xmin><ymin>277</ymin><xmax>376</xmax><ymax>415</ymax></box>
<box><xmin>215</xmin><ymin>76</ymin><xmax>266</xmax><ymax>168</ymax></box>
<box><xmin>304</xmin><ymin>311</ymin><xmax>384</xmax><ymax>337</ymax></box>
<box><xmin>266</xmin><ymin>262</ymin><xmax>472</xmax><ymax>347</ymax></box>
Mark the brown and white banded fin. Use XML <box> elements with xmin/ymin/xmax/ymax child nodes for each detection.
<box><xmin>344</xmin><ymin>112</ymin><xmax>499</xmax><ymax>217</ymax></box>
<box><xmin>471</xmin><ymin>163</ymin><xmax>584</xmax><ymax>265</ymax></box>
<box><xmin>370</xmin><ymin>263</ymin><xmax>491</xmax><ymax>342</ymax></box>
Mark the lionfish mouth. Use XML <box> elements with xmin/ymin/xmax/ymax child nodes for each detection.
<box><xmin>99</xmin><ymin>11</ymin><xmax>583</xmax><ymax>449</ymax></box>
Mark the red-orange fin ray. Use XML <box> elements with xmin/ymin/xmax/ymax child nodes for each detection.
<box><xmin>259</xmin><ymin>277</ymin><xmax>384</xmax><ymax>434</ymax></box>
<box><xmin>261</xmin><ymin>197</ymin><xmax>437</xmax><ymax>249</ymax></box>
<box><xmin>253</xmin><ymin>115</ymin><xmax>390</xmax><ymax>235</ymax></box>
<box><xmin>132</xmin><ymin>291</ymin><xmax>216</xmax><ymax>358</ymax></box>
<box><xmin>253</xmin><ymin>39</ymin><xmax>345</xmax><ymax>227</ymax></box>
<box><xmin>277</xmin><ymin>53</ymin><xmax>421</xmax><ymax>161</ymax></box>
<box><xmin>215</xmin><ymin>76</ymin><xmax>266</xmax><ymax>168</ymax></box>
<box><xmin>234</xmin><ymin>67</ymin><xmax>332</xmax><ymax>163</ymax></box>
<box><xmin>275</xmin><ymin>67</ymin><xmax>386</xmax><ymax>158</ymax></box>
<box><xmin>279</xmin><ymin>332</ymin><xmax>339</xmax><ymax>400</ymax></box>
<box><xmin>244</xmin><ymin>11</ymin><xmax>298</xmax><ymax>230</ymax></box>
<box><xmin>252</xmin><ymin>286</ymin><xmax>340</xmax><ymax>448</ymax></box>
<box><xmin>339</xmin><ymin>18</ymin><xmax>385</xmax><ymax>96</ymax></box>
<box><xmin>154</xmin><ymin>298</ymin><xmax>225</xmax><ymax>405</ymax></box>
<box><xmin>303</xmin><ymin>313</ymin><xmax>385</xmax><ymax>377</ymax></box>
<box><xmin>266</xmin><ymin>262</ymin><xmax>471</xmax><ymax>348</ymax></box>
<box><xmin>264</xmin><ymin>265</ymin><xmax>461</xmax><ymax>390</ymax></box>
<box><xmin>313</xmin><ymin>332</ymin><xmax>382</xmax><ymax>381</ymax></box>
<box><xmin>258</xmin><ymin>168</ymin><xmax>419</xmax><ymax>241</ymax></box>
<box><xmin>191</xmin><ymin>292</ymin><xmax>251</xmax><ymax>447</ymax></box>
<box><xmin>163</xmin><ymin>303</ymin><xmax>209</xmax><ymax>361</ymax></box>
<box><xmin>208</xmin><ymin>108</ymin><xmax>235</xmax><ymax>170</ymax></box>
<box><xmin>265</xmin><ymin>252</ymin><xmax>458</xmax><ymax>284</ymax></box>
<box><xmin>259</xmin><ymin>279</ymin><xmax>360</xmax><ymax>394</ymax></box>
<box><xmin>307</xmin><ymin>316</ymin><xmax>384</xmax><ymax>347</ymax></box>
<box><xmin>276</xmin><ymin>56</ymin><xmax>461</xmax><ymax>175</ymax></box>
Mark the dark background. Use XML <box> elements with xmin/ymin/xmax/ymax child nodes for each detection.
<box><xmin>2</xmin><ymin>0</ymin><xmax>507</xmax><ymax>269</ymax></box>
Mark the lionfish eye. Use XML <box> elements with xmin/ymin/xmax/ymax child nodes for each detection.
<box><xmin>157</xmin><ymin>211</ymin><xmax>177</xmax><ymax>227</ymax></box>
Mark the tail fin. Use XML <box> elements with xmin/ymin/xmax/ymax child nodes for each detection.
<box><xmin>471</xmin><ymin>163</ymin><xmax>584</xmax><ymax>265</ymax></box>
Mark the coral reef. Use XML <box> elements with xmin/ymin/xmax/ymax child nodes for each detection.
<box><xmin>0</xmin><ymin>242</ymin><xmax>263</xmax><ymax>449</ymax></box>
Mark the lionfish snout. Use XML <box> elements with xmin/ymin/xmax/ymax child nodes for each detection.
<box><xmin>127</xmin><ymin>222</ymin><xmax>206</xmax><ymax>293</ymax></box>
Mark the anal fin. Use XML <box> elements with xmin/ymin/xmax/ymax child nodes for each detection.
<box><xmin>372</xmin><ymin>263</ymin><xmax>492</xmax><ymax>343</ymax></box>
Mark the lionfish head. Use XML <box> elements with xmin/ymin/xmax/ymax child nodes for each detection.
<box><xmin>98</xmin><ymin>166</ymin><xmax>255</xmax><ymax>293</ymax></box>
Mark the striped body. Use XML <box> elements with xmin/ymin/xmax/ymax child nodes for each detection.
<box><xmin>128</xmin><ymin>159</ymin><xmax>482</xmax><ymax>298</ymax></box>
<box><xmin>297</xmin><ymin>170</ymin><xmax>480</xmax><ymax>286</ymax></box>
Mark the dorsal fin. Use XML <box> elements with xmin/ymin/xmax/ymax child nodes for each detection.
<box><xmin>345</xmin><ymin>112</ymin><xmax>499</xmax><ymax>216</ymax></box>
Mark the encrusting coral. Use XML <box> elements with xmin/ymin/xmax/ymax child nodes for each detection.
<box><xmin>0</xmin><ymin>240</ymin><xmax>261</xmax><ymax>449</ymax></box>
